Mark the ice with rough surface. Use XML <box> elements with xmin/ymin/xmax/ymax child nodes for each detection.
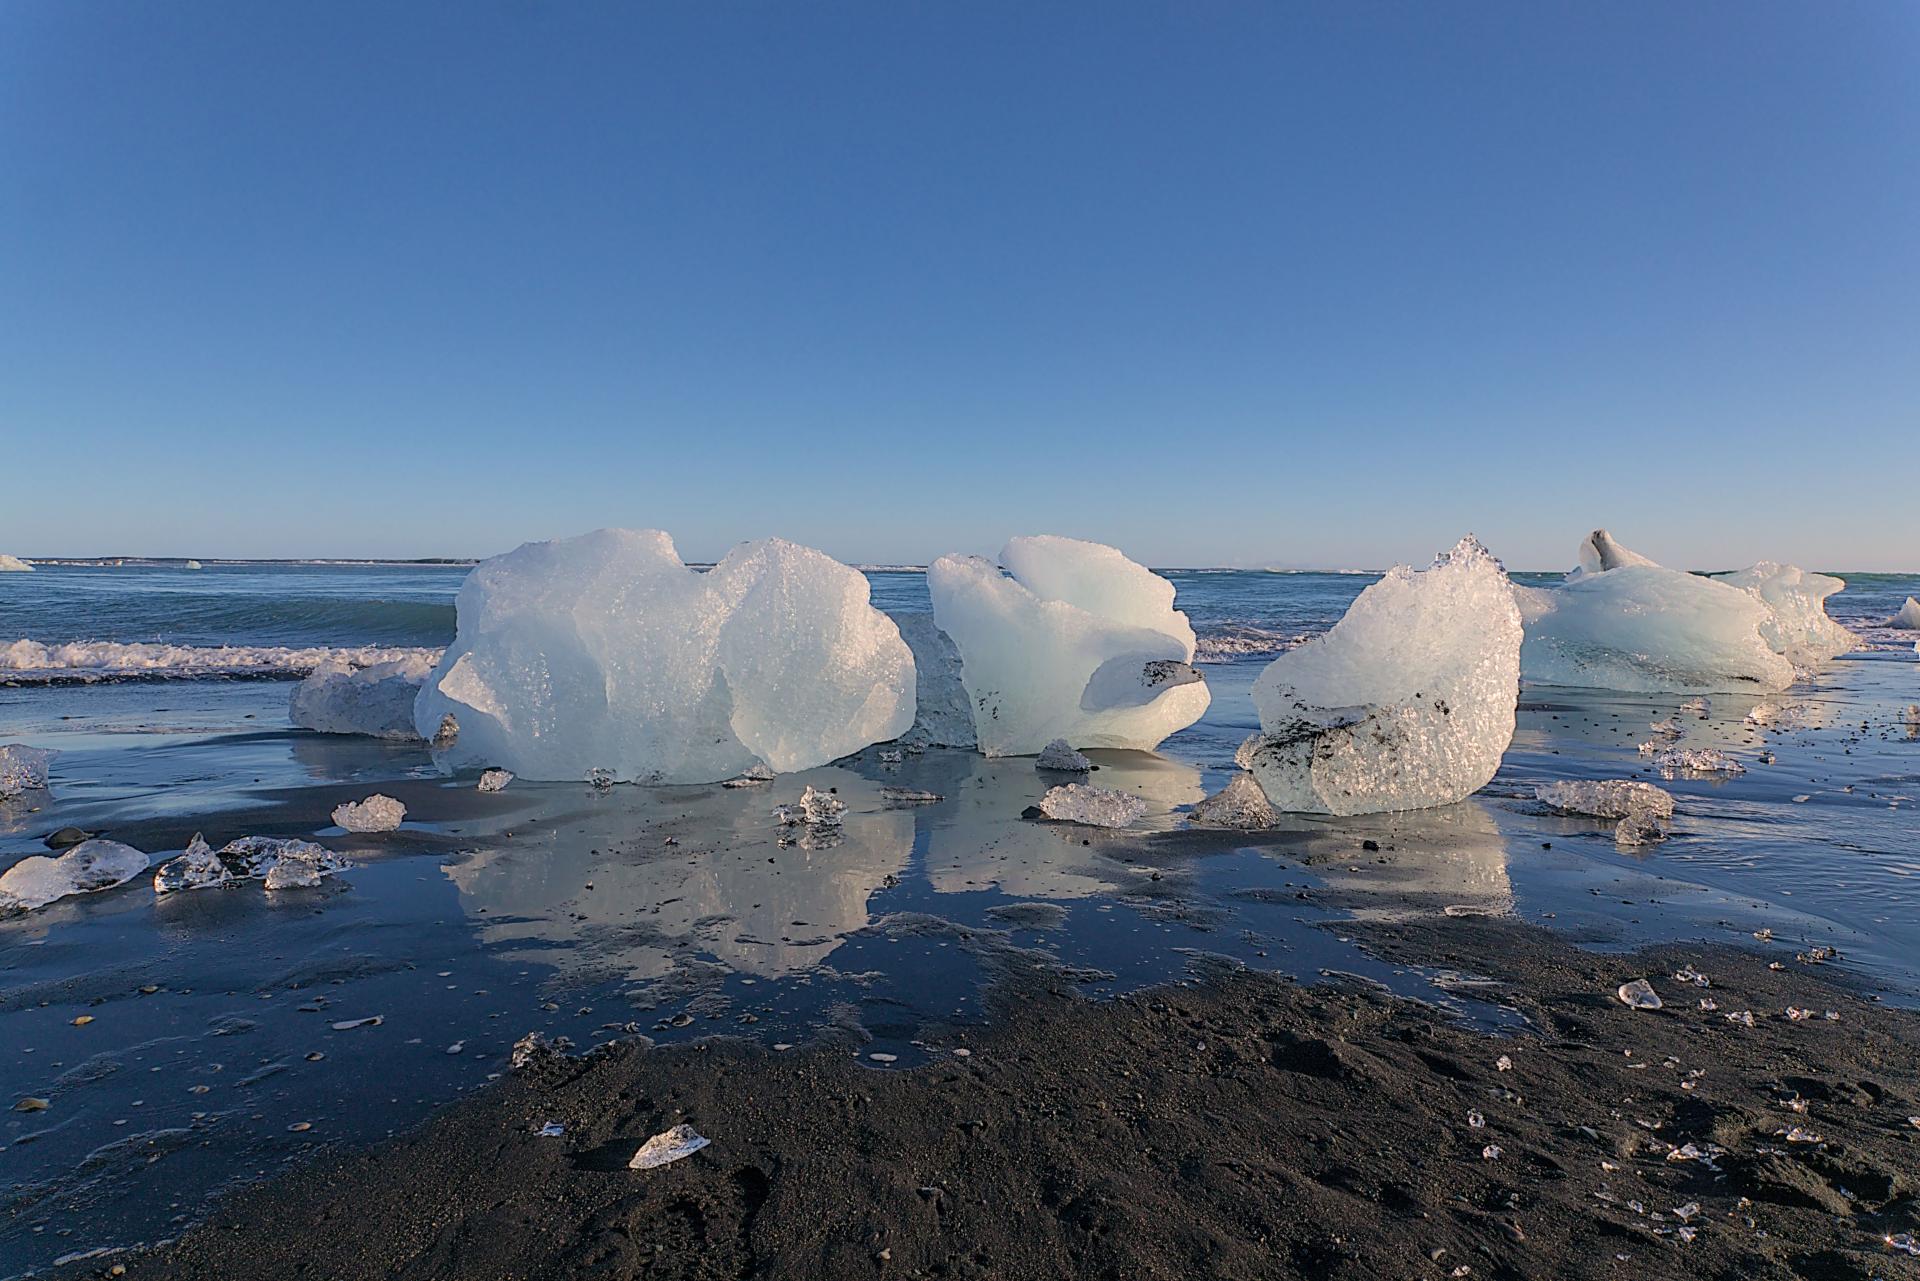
<box><xmin>1891</xmin><ymin>598</ymin><xmax>1920</xmax><ymax>630</ymax></box>
<box><xmin>1188</xmin><ymin>774</ymin><xmax>1278</xmax><ymax>829</ymax></box>
<box><xmin>1718</xmin><ymin>562</ymin><xmax>1857</xmax><ymax>664</ymax></box>
<box><xmin>1617</xmin><ymin>979</ymin><xmax>1663</xmax><ymax>1010</ymax></box>
<box><xmin>629</xmin><ymin>1124</ymin><xmax>710</xmax><ymax>1170</ymax></box>
<box><xmin>1037</xmin><ymin>783</ymin><xmax>1146</xmax><ymax>828</ymax></box>
<box><xmin>1517</xmin><ymin>531</ymin><xmax>1794</xmax><ymax>693</ymax></box>
<box><xmin>332</xmin><ymin>794</ymin><xmax>405</xmax><ymax>832</ymax></box>
<box><xmin>1536</xmin><ymin>780</ymin><xmax>1675</xmax><ymax>821</ymax></box>
<box><xmin>154</xmin><ymin>834</ymin><xmax>349</xmax><ymax>894</ymax></box>
<box><xmin>773</xmin><ymin>785</ymin><xmax>845</xmax><ymax>829</ymax></box>
<box><xmin>928</xmin><ymin>536</ymin><xmax>1209</xmax><ymax>756</ymax></box>
<box><xmin>1036</xmin><ymin>738</ymin><xmax>1091</xmax><ymax>772</ymax></box>
<box><xmin>0</xmin><ymin>840</ymin><xmax>147</xmax><ymax>913</ymax></box>
<box><xmin>415</xmin><ymin>529</ymin><xmax>915</xmax><ymax>783</ymax></box>
<box><xmin>1654</xmin><ymin>748</ymin><xmax>1746</xmax><ymax>778</ymax></box>
<box><xmin>0</xmin><ymin>744</ymin><xmax>55</xmax><ymax>798</ymax></box>
<box><xmin>477</xmin><ymin>768</ymin><xmax>514</xmax><ymax>792</ymax></box>
<box><xmin>291</xmin><ymin>655</ymin><xmax>433</xmax><ymax>740</ymax></box>
<box><xmin>1240</xmin><ymin>536</ymin><xmax>1521</xmax><ymax>816</ymax></box>
<box><xmin>0</xmin><ymin>554</ymin><xmax>32</xmax><ymax>572</ymax></box>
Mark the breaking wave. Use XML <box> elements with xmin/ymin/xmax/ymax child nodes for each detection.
<box><xmin>0</xmin><ymin>639</ymin><xmax>444</xmax><ymax>685</ymax></box>
<box><xmin>1193</xmin><ymin>624</ymin><xmax>1310</xmax><ymax>663</ymax></box>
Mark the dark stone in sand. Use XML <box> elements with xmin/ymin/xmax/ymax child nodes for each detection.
<box><xmin>44</xmin><ymin>826</ymin><xmax>94</xmax><ymax>849</ymax></box>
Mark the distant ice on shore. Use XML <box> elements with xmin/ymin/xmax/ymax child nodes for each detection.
<box><xmin>0</xmin><ymin>638</ymin><xmax>441</xmax><ymax>684</ymax></box>
<box><xmin>0</xmin><ymin>554</ymin><xmax>32</xmax><ymax>572</ymax></box>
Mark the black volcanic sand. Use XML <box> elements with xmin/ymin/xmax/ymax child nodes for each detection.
<box><xmin>114</xmin><ymin>916</ymin><xmax>1920</xmax><ymax>1281</ymax></box>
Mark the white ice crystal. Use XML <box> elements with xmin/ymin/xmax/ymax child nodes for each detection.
<box><xmin>0</xmin><ymin>554</ymin><xmax>32</xmax><ymax>572</ymax></box>
<box><xmin>1535</xmin><ymin>780</ymin><xmax>1675</xmax><ymax>821</ymax></box>
<box><xmin>0</xmin><ymin>840</ymin><xmax>148</xmax><ymax>913</ymax></box>
<box><xmin>1517</xmin><ymin>531</ymin><xmax>1794</xmax><ymax>693</ymax></box>
<box><xmin>332</xmin><ymin>794</ymin><xmax>405</xmax><ymax>832</ymax></box>
<box><xmin>0</xmin><ymin>744</ymin><xmax>55</xmax><ymax>798</ymax></box>
<box><xmin>1240</xmin><ymin>536</ymin><xmax>1522</xmax><ymax>816</ymax></box>
<box><xmin>1035</xmin><ymin>738</ymin><xmax>1092</xmax><ymax>772</ymax></box>
<box><xmin>415</xmin><ymin>530</ymin><xmax>915</xmax><ymax>783</ymax></box>
<box><xmin>1187</xmin><ymin>774</ymin><xmax>1278</xmax><ymax>829</ymax></box>
<box><xmin>477</xmin><ymin>768</ymin><xmax>514</xmax><ymax>792</ymax></box>
<box><xmin>154</xmin><ymin>834</ymin><xmax>349</xmax><ymax>894</ymax></box>
<box><xmin>773</xmin><ymin>785</ymin><xmax>846</xmax><ymax>828</ymax></box>
<box><xmin>1718</xmin><ymin>562</ymin><xmax>1857</xmax><ymax>664</ymax></box>
<box><xmin>1653</xmin><ymin>748</ymin><xmax>1746</xmax><ymax>778</ymax></box>
<box><xmin>290</xmin><ymin>655</ymin><xmax>434</xmax><ymax>740</ymax></box>
<box><xmin>927</xmin><ymin>536</ymin><xmax>1209</xmax><ymax>756</ymax></box>
<box><xmin>1037</xmin><ymin>783</ymin><xmax>1147</xmax><ymax>828</ymax></box>
<box><xmin>1890</xmin><ymin>597</ymin><xmax>1920</xmax><ymax>629</ymax></box>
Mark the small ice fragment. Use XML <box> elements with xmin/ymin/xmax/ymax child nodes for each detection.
<box><xmin>330</xmin><ymin>1016</ymin><xmax>383</xmax><ymax>1030</ymax></box>
<box><xmin>1616</xmin><ymin>979</ymin><xmax>1662</xmax><ymax>1010</ymax></box>
<box><xmin>477</xmin><ymin>768</ymin><xmax>514</xmax><ymax>792</ymax></box>
<box><xmin>1652</xmin><ymin>748</ymin><xmax>1746</xmax><ymax>779</ymax></box>
<box><xmin>1671</xmin><ymin>966</ymin><xmax>1710</xmax><ymax>987</ymax></box>
<box><xmin>1890</xmin><ymin>598</ymin><xmax>1920</xmax><ymax>629</ymax></box>
<box><xmin>722</xmin><ymin>763</ymin><xmax>776</xmax><ymax>788</ymax></box>
<box><xmin>1784</xmin><ymin>1006</ymin><xmax>1813</xmax><ymax>1021</ymax></box>
<box><xmin>880</xmin><ymin>787</ymin><xmax>943</xmax><ymax>806</ymax></box>
<box><xmin>1725</xmin><ymin>1010</ymin><xmax>1755</xmax><ymax>1027</ymax></box>
<box><xmin>510</xmin><ymin>1031</ymin><xmax>573</xmax><ymax>1069</ymax></box>
<box><xmin>877</xmin><ymin>748</ymin><xmax>903</xmax><ymax>763</ymax></box>
<box><xmin>1187</xmin><ymin>774</ymin><xmax>1278</xmax><ymax>829</ymax></box>
<box><xmin>0</xmin><ymin>744</ymin><xmax>55</xmax><ymax>798</ymax></box>
<box><xmin>1783</xmin><ymin>1126</ymin><xmax>1823</xmax><ymax>1144</ymax></box>
<box><xmin>537</xmin><ymin>1121</ymin><xmax>565</xmax><ymax>1137</ymax></box>
<box><xmin>446</xmin><ymin>1041</ymin><xmax>464</xmax><ymax>1054</ymax></box>
<box><xmin>586</xmin><ymin>768</ymin><xmax>616</xmax><ymax>794</ymax></box>
<box><xmin>774</xmin><ymin>786</ymin><xmax>845</xmax><ymax>828</ymax></box>
<box><xmin>1495</xmin><ymin>1055</ymin><xmax>1512</xmax><ymax>1072</ymax></box>
<box><xmin>628</xmin><ymin>1123</ymin><xmax>710</xmax><ymax>1170</ymax></box>
<box><xmin>1036</xmin><ymin>739</ymin><xmax>1092</xmax><ymax>772</ymax></box>
<box><xmin>1887</xmin><ymin>1233</ymin><xmax>1920</xmax><ymax>1257</ymax></box>
<box><xmin>1481</xmin><ymin>1145</ymin><xmax>1502</xmax><ymax>1160</ymax></box>
<box><xmin>1037</xmin><ymin>783</ymin><xmax>1146</xmax><ymax>829</ymax></box>
<box><xmin>1678</xmin><ymin>697</ymin><xmax>1710</xmax><ymax>718</ymax></box>
<box><xmin>1671</xmin><ymin>1202</ymin><xmax>1700</xmax><ymax>1222</ymax></box>
<box><xmin>331</xmin><ymin>794</ymin><xmax>405</xmax><ymax>832</ymax></box>
<box><xmin>0</xmin><ymin>840</ymin><xmax>148</xmax><ymax>914</ymax></box>
<box><xmin>153</xmin><ymin>834</ymin><xmax>230</xmax><ymax>894</ymax></box>
<box><xmin>1466</xmin><ymin>1109</ymin><xmax>1485</xmax><ymax>1128</ymax></box>
<box><xmin>1536</xmin><ymin>780</ymin><xmax>1675</xmax><ymax>821</ymax></box>
<box><xmin>868</xmin><ymin>1052</ymin><xmax>898</xmax><ymax>1063</ymax></box>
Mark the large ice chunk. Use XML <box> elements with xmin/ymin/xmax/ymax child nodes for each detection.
<box><xmin>1718</xmin><ymin>562</ymin><xmax>1857</xmax><ymax>664</ymax></box>
<box><xmin>0</xmin><ymin>744</ymin><xmax>54</xmax><ymax>798</ymax></box>
<box><xmin>0</xmin><ymin>554</ymin><xmax>32</xmax><ymax>572</ymax></box>
<box><xmin>1517</xmin><ymin>531</ymin><xmax>1794</xmax><ymax>693</ymax></box>
<box><xmin>1890</xmin><ymin>597</ymin><xmax>1920</xmax><ymax>629</ymax></box>
<box><xmin>414</xmin><ymin>530</ymin><xmax>916</xmax><ymax>783</ymax></box>
<box><xmin>1</xmin><ymin>840</ymin><xmax>147</xmax><ymax>913</ymax></box>
<box><xmin>927</xmin><ymin>536</ymin><xmax>1209</xmax><ymax>756</ymax></box>
<box><xmin>290</xmin><ymin>655</ymin><xmax>433</xmax><ymax>740</ymax></box>
<box><xmin>1241</xmin><ymin>536</ymin><xmax>1521</xmax><ymax>816</ymax></box>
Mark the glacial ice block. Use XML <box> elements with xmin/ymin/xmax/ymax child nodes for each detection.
<box><xmin>153</xmin><ymin>834</ymin><xmax>348</xmax><ymax>894</ymax></box>
<box><xmin>290</xmin><ymin>655</ymin><xmax>433</xmax><ymax>740</ymax></box>
<box><xmin>1240</xmin><ymin>536</ymin><xmax>1522</xmax><ymax>816</ymax></box>
<box><xmin>1890</xmin><ymin>597</ymin><xmax>1920</xmax><ymax>630</ymax></box>
<box><xmin>1517</xmin><ymin>531</ymin><xmax>1794</xmax><ymax>693</ymax></box>
<box><xmin>1037</xmin><ymin>783</ymin><xmax>1147</xmax><ymax>828</ymax></box>
<box><xmin>927</xmin><ymin>536</ymin><xmax>1209</xmax><ymax>756</ymax></box>
<box><xmin>0</xmin><ymin>744</ymin><xmax>54</xmax><ymax>798</ymax></box>
<box><xmin>0</xmin><ymin>554</ymin><xmax>32</xmax><ymax>572</ymax></box>
<box><xmin>332</xmin><ymin>794</ymin><xmax>406</xmax><ymax>832</ymax></box>
<box><xmin>1</xmin><ymin>840</ymin><xmax>148</xmax><ymax>913</ymax></box>
<box><xmin>414</xmin><ymin>530</ymin><xmax>916</xmax><ymax>783</ymax></box>
<box><xmin>1718</xmin><ymin>562</ymin><xmax>1857</xmax><ymax>664</ymax></box>
<box><xmin>1188</xmin><ymin>774</ymin><xmax>1278</xmax><ymax>829</ymax></box>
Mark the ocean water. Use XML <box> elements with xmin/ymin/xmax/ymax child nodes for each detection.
<box><xmin>2</xmin><ymin>560</ymin><xmax>1918</xmax><ymax>1274</ymax></box>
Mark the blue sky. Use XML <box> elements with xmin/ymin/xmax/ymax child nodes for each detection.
<box><xmin>2</xmin><ymin>3</ymin><xmax>1915</xmax><ymax>569</ymax></box>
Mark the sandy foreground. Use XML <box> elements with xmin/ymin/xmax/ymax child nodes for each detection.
<box><xmin>111</xmin><ymin>912</ymin><xmax>1920</xmax><ymax>1281</ymax></box>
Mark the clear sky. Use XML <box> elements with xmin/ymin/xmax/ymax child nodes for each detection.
<box><xmin>2</xmin><ymin>3</ymin><xmax>1915</xmax><ymax>570</ymax></box>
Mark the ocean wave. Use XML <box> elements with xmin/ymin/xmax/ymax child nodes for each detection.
<box><xmin>0</xmin><ymin>639</ymin><xmax>444</xmax><ymax>685</ymax></box>
<box><xmin>1193</xmin><ymin>625</ymin><xmax>1311</xmax><ymax>662</ymax></box>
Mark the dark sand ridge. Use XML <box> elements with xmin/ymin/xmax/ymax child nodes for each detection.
<box><xmin>110</xmin><ymin>912</ymin><xmax>1920</xmax><ymax>1281</ymax></box>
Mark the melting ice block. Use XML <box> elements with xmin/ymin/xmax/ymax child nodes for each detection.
<box><xmin>414</xmin><ymin>530</ymin><xmax>916</xmax><ymax>783</ymax></box>
<box><xmin>1890</xmin><ymin>598</ymin><xmax>1920</xmax><ymax>630</ymax></box>
<box><xmin>1188</xmin><ymin>774</ymin><xmax>1278</xmax><ymax>829</ymax></box>
<box><xmin>0</xmin><ymin>744</ymin><xmax>54</xmax><ymax>798</ymax></box>
<box><xmin>1536</xmin><ymin>780</ymin><xmax>1675</xmax><ymax>845</ymax></box>
<box><xmin>332</xmin><ymin>794</ymin><xmax>405</xmax><ymax>832</ymax></box>
<box><xmin>290</xmin><ymin>655</ymin><xmax>433</xmax><ymax>740</ymax></box>
<box><xmin>927</xmin><ymin>536</ymin><xmax>1209</xmax><ymax>756</ymax></box>
<box><xmin>153</xmin><ymin>834</ymin><xmax>349</xmax><ymax>894</ymax></box>
<box><xmin>1037</xmin><ymin>783</ymin><xmax>1147</xmax><ymax>828</ymax></box>
<box><xmin>1036</xmin><ymin>738</ymin><xmax>1091</xmax><ymax>772</ymax></box>
<box><xmin>1241</xmin><ymin>536</ymin><xmax>1521</xmax><ymax>816</ymax></box>
<box><xmin>1</xmin><ymin>840</ymin><xmax>147</xmax><ymax>913</ymax></box>
<box><xmin>1718</xmin><ymin>562</ymin><xmax>1857</xmax><ymax>664</ymax></box>
<box><xmin>1517</xmin><ymin>531</ymin><xmax>1794</xmax><ymax>693</ymax></box>
<box><xmin>0</xmin><ymin>554</ymin><xmax>32</xmax><ymax>572</ymax></box>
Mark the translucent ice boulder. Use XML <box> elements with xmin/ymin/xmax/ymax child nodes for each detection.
<box><xmin>290</xmin><ymin>655</ymin><xmax>433</xmax><ymax>740</ymax></box>
<box><xmin>0</xmin><ymin>554</ymin><xmax>32</xmax><ymax>572</ymax></box>
<box><xmin>1</xmin><ymin>840</ymin><xmax>148</xmax><ymax>913</ymax></box>
<box><xmin>1517</xmin><ymin>531</ymin><xmax>1794</xmax><ymax>693</ymax></box>
<box><xmin>1536</xmin><ymin>780</ymin><xmax>1675</xmax><ymax>845</ymax></box>
<box><xmin>1890</xmin><ymin>597</ymin><xmax>1920</xmax><ymax>630</ymax></box>
<box><xmin>1187</xmin><ymin>774</ymin><xmax>1278</xmax><ymax>829</ymax></box>
<box><xmin>0</xmin><ymin>744</ymin><xmax>54</xmax><ymax>798</ymax></box>
<box><xmin>1718</xmin><ymin>562</ymin><xmax>1857</xmax><ymax>664</ymax></box>
<box><xmin>1240</xmin><ymin>536</ymin><xmax>1521</xmax><ymax>816</ymax></box>
<box><xmin>414</xmin><ymin>530</ymin><xmax>916</xmax><ymax>783</ymax></box>
<box><xmin>927</xmin><ymin>536</ymin><xmax>1209</xmax><ymax>756</ymax></box>
<box><xmin>1037</xmin><ymin>783</ymin><xmax>1146</xmax><ymax>828</ymax></box>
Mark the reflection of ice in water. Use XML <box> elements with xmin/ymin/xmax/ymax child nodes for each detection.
<box><xmin>444</xmin><ymin>768</ymin><xmax>911</xmax><ymax>985</ymax></box>
<box><xmin>920</xmin><ymin>750</ymin><xmax>1203</xmax><ymax>900</ymax></box>
<box><xmin>1277</xmin><ymin>800</ymin><xmax>1512</xmax><ymax>920</ymax></box>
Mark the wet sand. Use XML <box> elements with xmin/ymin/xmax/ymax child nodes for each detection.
<box><xmin>116</xmin><ymin>915</ymin><xmax>1920</xmax><ymax>1281</ymax></box>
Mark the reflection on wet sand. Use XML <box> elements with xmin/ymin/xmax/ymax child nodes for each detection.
<box><xmin>445</xmin><ymin>768</ymin><xmax>912</xmax><ymax>986</ymax></box>
<box><xmin>1273</xmin><ymin>799</ymin><xmax>1513</xmax><ymax>920</ymax></box>
<box><xmin>916</xmin><ymin>750</ymin><xmax>1203</xmax><ymax>900</ymax></box>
